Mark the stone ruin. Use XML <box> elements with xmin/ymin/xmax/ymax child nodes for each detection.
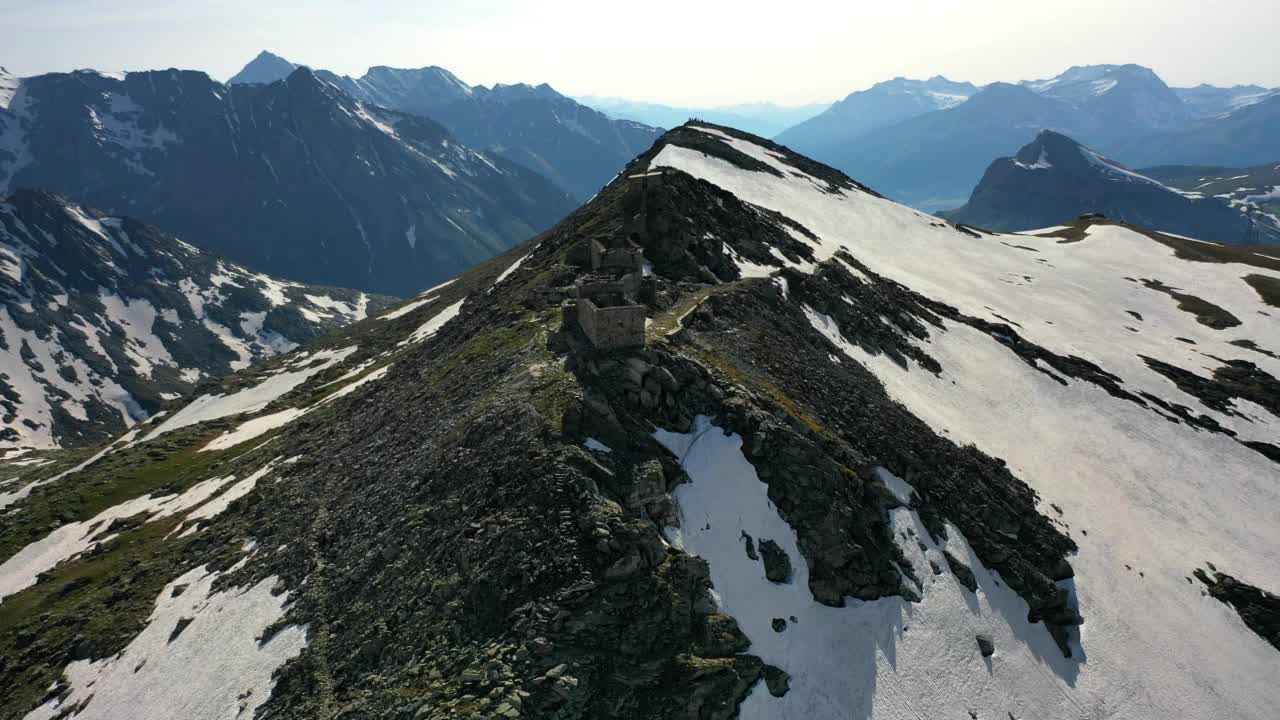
<box><xmin>559</xmin><ymin>171</ymin><xmax>665</xmax><ymax>350</ymax></box>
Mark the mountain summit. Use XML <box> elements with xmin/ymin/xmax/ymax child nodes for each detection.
<box><xmin>942</xmin><ymin>130</ymin><xmax>1276</xmax><ymax>243</ymax></box>
<box><xmin>226</xmin><ymin>50</ymin><xmax>299</xmax><ymax>85</ymax></box>
<box><xmin>1</xmin><ymin>123</ymin><xmax>1277</xmax><ymax>720</ymax></box>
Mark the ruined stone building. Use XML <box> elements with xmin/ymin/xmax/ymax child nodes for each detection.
<box><xmin>559</xmin><ymin>171</ymin><xmax>665</xmax><ymax>350</ymax></box>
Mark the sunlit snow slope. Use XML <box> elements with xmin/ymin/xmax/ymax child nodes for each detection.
<box><xmin>649</xmin><ymin>125</ymin><xmax>1280</xmax><ymax>719</ymax></box>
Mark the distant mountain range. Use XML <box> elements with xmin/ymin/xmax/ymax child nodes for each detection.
<box><xmin>575</xmin><ymin>96</ymin><xmax>830</xmax><ymax>137</ymax></box>
<box><xmin>0</xmin><ymin>189</ymin><xmax>392</xmax><ymax>450</ymax></box>
<box><xmin>942</xmin><ymin>130</ymin><xmax>1278</xmax><ymax>244</ymax></box>
<box><xmin>0</xmin><ymin>64</ymin><xmax>573</xmax><ymax>296</ymax></box>
<box><xmin>774</xmin><ymin>65</ymin><xmax>1279</xmax><ymax>210</ymax></box>
<box><xmin>776</xmin><ymin>76</ymin><xmax>976</xmax><ymax>153</ymax></box>
<box><xmin>230</xmin><ymin>51</ymin><xmax>663</xmax><ymax>201</ymax></box>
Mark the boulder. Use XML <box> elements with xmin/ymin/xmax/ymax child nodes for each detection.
<box><xmin>759</xmin><ymin>540</ymin><xmax>793</xmax><ymax>584</ymax></box>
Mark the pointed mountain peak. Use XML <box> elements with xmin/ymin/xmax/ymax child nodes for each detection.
<box><xmin>1012</xmin><ymin>129</ymin><xmax>1146</xmax><ymax>178</ymax></box>
<box><xmin>228</xmin><ymin>50</ymin><xmax>299</xmax><ymax>85</ymax></box>
<box><xmin>944</xmin><ymin>127</ymin><xmax>1261</xmax><ymax>242</ymax></box>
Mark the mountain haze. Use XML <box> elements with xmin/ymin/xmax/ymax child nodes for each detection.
<box><xmin>775</xmin><ymin>76</ymin><xmax>977</xmax><ymax>157</ymax></box>
<box><xmin>777</xmin><ymin>65</ymin><xmax>1279</xmax><ymax>210</ymax></box>
<box><xmin>577</xmin><ymin>96</ymin><xmax>830</xmax><ymax>137</ymax></box>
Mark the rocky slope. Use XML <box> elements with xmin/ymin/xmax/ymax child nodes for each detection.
<box><xmin>776</xmin><ymin>64</ymin><xmax>1279</xmax><ymax>210</ymax></box>
<box><xmin>0</xmin><ymin>66</ymin><xmax>574</xmax><ymax>296</ymax></box>
<box><xmin>1</xmin><ymin>123</ymin><xmax>1277</xmax><ymax>720</ymax></box>
<box><xmin>0</xmin><ymin>189</ymin><xmax>392</xmax><ymax>451</ymax></box>
<box><xmin>228</xmin><ymin>52</ymin><xmax>664</xmax><ymax>202</ymax></box>
<box><xmin>942</xmin><ymin>130</ymin><xmax>1278</xmax><ymax>244</ymax></box>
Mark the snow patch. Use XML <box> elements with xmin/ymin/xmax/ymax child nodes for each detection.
<box><xmin>143</xmin><ymin>346</ymin><xmax>358</xmax><ymax>442</ymax></box>
<box><xmin>23</xmin><ymin>563</ymin><xmax>306</xmax><ymax>720</ymax></box>
<box><xmin>400</xmin><ymin>298</ymin><xmax>465</xmax><ymax>345</ymax></box>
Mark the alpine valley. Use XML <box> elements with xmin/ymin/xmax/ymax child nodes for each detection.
<box><xmin>2</xmin><ymin>122</ymin><xmax>1276</xmax><ymax>720</ymax></box>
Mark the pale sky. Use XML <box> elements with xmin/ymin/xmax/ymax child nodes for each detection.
<box><xmin>2</xmin><ymin>0</ymin><xmax>1277</xmax><ymax>105</ymax></box>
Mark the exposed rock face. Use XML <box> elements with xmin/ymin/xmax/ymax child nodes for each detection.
<box><xmin>944</xmin><ymin>551</ymin><xmax>979</xmax><ymax>593</ymax></box>
<box><xmin>776</xmin><ymin>75</ymin><xmax>977</xmax><ymax>158</ymax></box>
<box><xmin>0</xmin><ymin>67</ymin><xmax>574</xmax><ymax>295</ymax></box>
<box><xmin>942</xmin><ymin>130</ymin><xmax>1273</xmax><ymax>245</ymax></box>
<box><xmin>0</xmin><ymin>189</ymin><xmax>392</xmax><ymax>449</ymax></box>
<box><xmin>758</xmin><ymin>540</ymin><xmax>793</xmax><ymax>584</ymax></box>
<box><xmin>762</xmin><ymin>665</ymin><xmax>791</xmax><ymax>697</ymax></box>
<box><xmin>976</xmin><ymin>634</ymin><xmax>995</xmax><ymax>657</ymax></box>
<box><xmin>1195</xmin><ymin>567</ymin><xmax>1280</xmax><ymax>652</ymax></box>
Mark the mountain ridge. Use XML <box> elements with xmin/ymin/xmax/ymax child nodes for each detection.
<box><xmin>1</xmin><ymin>121</ymin><xmax>1276</xmax><ymax>720</ymax></box>
<box><xmin>228</xmin><ymin>51</ymin><xmax>664</xmax><ymax>201</ymax></box>
<box><xmin>941</xmin><ymin>129</ymin><xmax>1276</xmax><ymax>243</ymax></box>
<box><xmin>0</xmin><ymin>65</ymin><xmax>574</xmax><ymax>296</ymax></box>
<box><xmin>774</xmin><ymin>64</ymin><xmax>1279</xmax><ymax>210</ymax></box>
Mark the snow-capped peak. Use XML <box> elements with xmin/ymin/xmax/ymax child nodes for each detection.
<box><xmin>0</xmin><ymin>66</ymin><xmax>19</xmax><ymax>111</ymax></box>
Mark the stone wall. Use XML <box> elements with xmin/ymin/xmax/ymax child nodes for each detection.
<box><xmin>579</xmin><ymin>273</ymin><xmax>640</xmax><ymax>301</ymax></box>
<box><xmin>589</xmin><ymin>239</ymin><xmax>643</xmax><ymax>272</ymax></box>
<box><xmin>579</xmin><ymin>299</ymin><xmax>646</xmax><ymax>349</ymax></box>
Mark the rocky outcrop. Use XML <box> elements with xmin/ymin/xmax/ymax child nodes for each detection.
<box><xmin>1195</xmin><ymin>566</ymin><xmax>1280</xmax><ymax>652</ymax></box>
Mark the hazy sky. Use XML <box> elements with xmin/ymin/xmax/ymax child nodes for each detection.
<box><xmin>2</xmin><ymin>0</ymin><xmax>1277</xmax><ymax>105</ymax></box>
